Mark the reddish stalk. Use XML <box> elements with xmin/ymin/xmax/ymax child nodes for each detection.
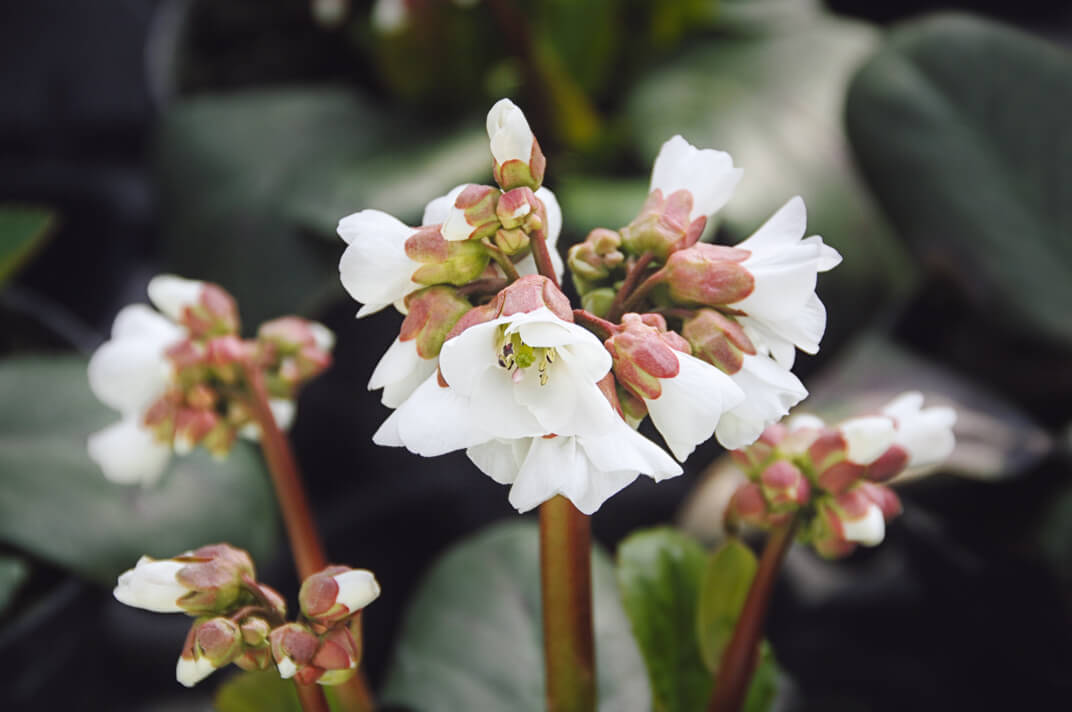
<box><xmin>530</xmin><ymin>230</ymin><xmax>561</xmax><ymax>290</ymax></box>
<box><xmin>616</xmin><ymin>269</ymin><xmax>665</xmax><ymax>318</ymax></box>
<box><xmin>540</xmin><ymin>495</ymin><xmax>596</xmax><ymax>712</ymax></box>
<box><xmin>243</xmin><ymin>363</ymin><xmax>375</xmax><ymax>712</ymax></box>
<box><xmin>605</xmin><ymin>252</ymin><xmax>655</xmax><ymax>323</ymax></box>
<box><xmin>707</xmin><ymin>517</ymin><xmax>799</xmax><ymax>712</ymax></box>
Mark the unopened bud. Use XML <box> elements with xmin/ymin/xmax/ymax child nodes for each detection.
<box><xmin>494</xmin><ymin>227</ymin><xmax>530</xmax><ymax>255</ymax></box>
<box><xmin>173</xmin><ymin>407</ymin><xmax>220</xmax><ymax>455</ymax></box>
<box><xmin>605</xmin><ymin>313</ymin><xmax>687</xmax><ymax>400</ymax></box>
<box><xmin>487</xmin><ymin>99</ymin><xmax>545</xmax><ymax>191</ymax></box>
<box><xmin>834</xmin><ymin>488</ymin><xmax>886</xmax><ymax>547</ymax></box>
<box><xmin>441</xmin><ymin>184</ymin><xmax>501</xmax><ymax>242</ymax></box>
<box><xmin>681</xmin><ymin>309</ymin><xmax>756</xmax><ymax>374</ymax></box>
<box><xmin>760</xmin><ymin>461</ymin><xmax>810</xmax><ymax>512</ymax></box>
<box><xmin>568</xmin><ymin>228</ymin><xmax>625</xmax><ymax>284</ymax></box>
<box><xmin>405</xmin><ymin>226</ymin><xmax>491</xmax><ymax>286</ymax></box>
<box><xmin>300</xmin><ymin>566</ymin><xmax>381</xmax><ymax>628</ymax></box>
<box><xmin>496</xmin><ymin>187</ymin><xmax>539</xmax><ymax>230</ymax></box>
<box><xmin>149</xmin><ymin>275</ymin><xmax>240</xmax><ymax>337</ymax></box>
<box><xmin>726</xmin><ymin>482</ymin><xmax>773</xmax><ymax>528</ymax></box>
<box><xmin>270</xmin><ymin>622</ymin><xmax>320</xmax><ymax>681</ymax></box>
<box><xmin>663</xmin><ymin>243</ymin><xmax>755</xmax><ymax>307</ymax></box>
<box><xmin>310</xmin><ymin>626</ymin><xmax>362</xmax><ymax>686</ymax></box>
<box><xmin>730</xmin><ymin>423</ymin><xmax>785</xmax><ymax>475</ymax></box>
<box><xmin>620</xmin><ymin>189</ymin><xmax>707</xmax><ymax>261</ymax></box>
<box><xmin>168</xmin><ymin>544</ymin><xmax>256</xmax><ymax>615</ymax></box>
<box><xmin>399</xmin><ymin>287</ymin><xmax>473</xmax><ymax>359</ymax></box>
<box><xmin>486</xmin><ymin>274</ymin><xmax>573</xmax><ymax>322</ymax></box>
<box><xmin>580</xmin><ymin>287</ymin><xmax>616</xmax><ymax>319</ymax></box>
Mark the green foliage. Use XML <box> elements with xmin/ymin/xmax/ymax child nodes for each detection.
<box><xmin>697</xmin><ymin>538</ymin><xmax>757</xmax><ymax>672</ymax></box>
<box><xmin>214</xmin><ymin>669</ymin><xmax>345</xmax><ymax>712</ymax></box>
<box><xmin>0</xmin><ymin>555</ymin><xmax>28</xmax><ymax>614</ymax></box>
<box><xmin>0</xmin><ymin>356</ymin><xmax>277</xmax><ymax>585</ymax></box>
<box><xmin>556</xmin><ymin>175</ymin><xmax>650</xmax><ymax>238</ymax></box>
<box><xmin>381</xmin><ymin>521</ymin><xmax>648</xmax><ymax>712</ymax></box>
<box><xmin>0</xmin><ymin>205</ymin><xmax>54</xmax><ymax>285</ymax></box>
<box><xmin>846</xmin><ymin>14</ymin><xmax>1072</xmax><ymax>346</ymax></box>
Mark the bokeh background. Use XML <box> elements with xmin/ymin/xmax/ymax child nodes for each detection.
<box><xmin>1</xmin><ymin>0</ymin><xmax>1070</xmax><ymax>710</ymax></box>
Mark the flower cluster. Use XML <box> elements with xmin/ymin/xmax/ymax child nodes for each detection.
<box><xmin>338</xmin><ymin>99</ymin><xmax>844</xmax><ymax>514</ymax></box>
<box><xmin>113</xmin><ymin>544</ymin><xmax>380</xmax><ymax>687</ymax></box>
<box><xmin>87</xmin><ymin>276</ymin><xmax>333</xmax><ymax>485</ymax></box>
<box><xmin>726</xmin><ymin>392</ymin><xmax>956</xmax><ymax>557</ymax></box>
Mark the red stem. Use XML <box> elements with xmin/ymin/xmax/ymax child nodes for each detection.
<box><xmin>540</xmin><ymin>495</ymin><xmax>596</xmax><ymax>712</ymax></box>
<box><xmin>605</xmin><ymin>252</ymin><xmax>656</xmax><ymax>323</ymax></box>
<box><xmin>529</xmin><ymin>229</ymin><xmax>561</xmax><ymax>290</ymax></box>
<box><xmin>707</xmin><ymin>518</ymin><xmax>799</xmax><ymax>712</ymax></box>
<box><xmin>572</xmin><ymin>309</ymin><xmax>618</xmax><ymax>341</ymax></box>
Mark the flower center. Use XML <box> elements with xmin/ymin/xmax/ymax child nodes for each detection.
<box><xmin>496</xmin><ymin>330</ymin><xmax>556</xmax><ymax>385</ymax></box>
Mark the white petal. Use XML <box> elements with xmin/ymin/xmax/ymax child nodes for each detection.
<box><xmin>422</xmin><ymin>184</ymin><xmax>468</xmax><ymax>226</ymax></box>
<box><xmin>441</xmin><ymin>203</ymin><xmax>474</xmax><ymax>242</ymax></box>
<box><xmin>369</xmin><ymin>337</ymin><xmax>437</xmax><ymax>408</ymax></box>
<box><xmin>113</xmin><ymin>557</ymin><xmax>187</xmax><ymax>612</ymax></box>
<box><xmin>437</xmin><ymin>321</ymin><xmax>501</xmax><ymax>396</ymax></box>
<box><xmin>88</xmin><ymin>419</ymin><xmax>171</xmax><ymax>486</ymax></box>
<box><xmin>88</xmin><ymin>338</ymin><xmax>173</xmax><ymax>415</ymax></box>
<box><xmin>467</xmin><ymin>439</ymin><xmax>528</xmax><ymax>485</ymax></box>
<box><xmin>786</xmin><ymin>413</ymin><xmax>826</xmax><ymax>432</ymax></box>
<box><xmin>739</xmin><ymin>292</ymin><xmax>827</xmax><ymax>367</ymax></box>
<box><xmin>649</xmin><ymin>135</ymin><xmax>741</xmax><ymax>222</ymax></box>
<box><xmin>882</xmin><ymin>392</ymin><xmax>956</xmax><ymax>467</ymax></box>
<box><xmin>487</xmin><ymin>99</ymin><xmax>535</xmax><ymax>165</ymax></box>
<box><xmin>309</xmin><ymin>322</ymin><xmax>335</xmax><ymax>352</ymax></box>
<box><xmin>734</xmin><ymin>197</ymin><xmax>806</xmax><ymax>251</ymax></box>
<box><xmin>839</xmin><ymin>416</ymin><xmax>896</xmax><ymax>465</ymax></box>
<box><xmin>644</xmin><ymin>353</ymin><xmax>746</xmax><ymax>461</ymax></box>
<box><xmin>147</xmin><ymin>275</ymin><xmax>203</xmax><ymax>322</ymax></box>
<box><xmin>176</xmin><ymin>655</ymin><xmax>217</xmax><ymax>687</ymax></box>
<box><xmin>880</xmin><ymin>391</ymin><xmax>925</xmax><ymax>421</ymax></box>
<box><xmin>535</xmin><ymin>187</ymin><xmax>562</xmax><ymax>247</ymax></box>
<box><xmin>373</xmin><ymin>374</ymin><xmax>490</xmax><ymax>456</ymax></box>
<box><xmin>111</xmin><ymin>304</ymin><xmax>185</xmax><ymax>345</ymax></box>
<box><xmin>337</xmin><ymin>210</ymin><xmax>420</xmax><ymax>317</ymax></box>
<box><xmin>507</xmin><ymin>436</ymin><xmax>577</xmax><ymax>513</ymax></box>
<box><xmin>333</xmin><ymin>570</ymin><xmax>381</xmax><ymax>612</ymax></box>
<box><xmin>277</xmin><ymin>657</ymin><xmax>298</xmax><ymax>679</ymax></box>
<box><xmin>842</xmin><ymin>503</ymin><xmax>886</xmax><ymax>546</ymax></box>
<box><xmin>803</xmin><ymin>235</ymin><xmax>843</xmax><ymax>272</ymax></box>
<box><xmin>578</xmin><ymin>415</ymin><xmax>682</xmax><ymax>482</ymax></box>
<box><xmin>715</xmin><ymin>354</ymin><xmax>808</xmax><ymax>450</ymax></box>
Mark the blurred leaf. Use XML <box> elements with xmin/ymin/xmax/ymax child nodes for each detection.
<box><xmin>627</xmin><ymin>18</ymin><xmax>913</xmax><ymax>342</ymax></box>
<box><xmin>617</xmin><ymin>527</ymin><xmax>711</xmax><ymax>712</ymax></box>
<box><xmin>715</xmin><ymin>0</ymin><xmax>821</xmax><ymax>35</ymax></box>
<box><xmin>382</xmin><ymin>521</ymin><xmax>648</xmax><ymax>712</ymax></box>
<box><xmin>158</xmin><ymin>87</ymin><xmax>488</xmax><ymax>327</ymax></box>
<box><xmin>0</xmin><ymin>205</ymin><xmax>54</xmax><ymax>285</ymax></box>
<box><xmin>696</xmin><ymin>538</ymin><xmax>757</xmax><ymax>672</ymax></box>
<box><xmin>0</xmin><ymin>555</ymin><xmax>28</xmax><ymax>614</ymax></box>
<box><xmin>214</xmin><ymin>668</ymin><xmax>343</xmax><ymax>712</ymax></box>
<box><xmin>0</xmin><ymin>356</ymin><xmax>277</xmax><ymax>585</ymax></box>
<box><xmin>555</xmin><ymin>175</ymin><xmax>650</xmax><ymax>238</ymax></box>
<box><xmin>846</xmin><ymin>14</ymin><xmax>1072</xmax><ymax>346</ymax></box>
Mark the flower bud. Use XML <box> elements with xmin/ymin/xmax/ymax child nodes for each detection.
<box><xmin>494</xmin><ymin>227</ymin><xmax>530</xmax><ymax>256</ymax></box>
<box><xmin>176</xmin><ymin>617</ymin><xmax>244</xmax><ymax>687</ymax></box>
<box><xmin>441</xmin><ymin>184</ymin><xmax>501</xmax><ymax>242</ymax></box>
<box><xmin>810</xmin><ymin>499</ymin><xmax>857</xmax><ymax>559</ymax></box>
<box><xmin>496</xmin><ymin>187</ymin><xmax>541</xmax><ymax>230</ymax></box>
<box><xmin>310</xmin><ymin>626</ymin><xmax>362</xmax><ymax>686</ymax></box>
<box><xmin>167</xmin><ymin>544</ymin><xmax>256</xmax><ymax>615</ymax></box>
<box><xmin>580</xmin><ymin>287</ymin><xmax>616</xmax><ymax>319</ymax></box>
<box><xmin>487</xmin><ymin>99</ymin><xmax>545</xmax><ymax>191</ymax></box>
<box><xmin>405</xmin><ymin>225</ymin><xmax>491</xmax><ymax>286</ymax></box>
<box><xmin>173</xmin><ymin>407</ymin><xmax>220</xmax><ymax>455</ymax></box>
<box><xmin>604</xmin><ymin>313</ymin><xmax>687</xmax><ymax>400</ymax></box>
<box><xmin>270</xmin><ymin>622</ymin><xmax>320</xmax><ymax>682</ymax></box>
<box><xmin>662</xmin><ymin>243</ymin><xmax>755</xmax><ymax>307</ymax></box>
<box><xmin>399</xmin><ymin>287</ymin><xmax>473</xmax><ymax>359</ymax></box>
<box><xmin>681</xmin><ymin>309</ymin><xmax>757</xmax><ymax>375</ymax></box>
<box><xmin>568</xmin><ymin>228</ymin><xmax>626</xmax><ymax>284</ymax></box>
<box><xmin>834</xmin><ymin>488</ymin><xmax>886</xmax><ymax>547</ymax></box>
<box><xmin>149</xmin><ymin>275</ymin><xmax>240</xmax><ymax>337</ymax></box>
<box><xmin>619</xmin><ymin>189</ymin><xmax>707</xmax><ymax>261</ymax></box>
<box><xmin>730</xmin><ymin>423</ymin><xmax>785</xmax><ymax>475</ymax></box>
<box><xmin>615</xmin><ymin>383</ymin><xmax>648</xmax><ymax>428</ymax></box>
<box><xmin>808</xmin><ymin>417</ymin><xmax>896</xmax><ymax>494</ymax></box>
<box><xmin>486</xmin><ymin>274</ymin><xmax>573</xmax><ymax>322</ymax></box>
<box><xmin>300</xmin><ymin>566</ymin><xmax>381</xmax><ymax>628</ymax></box>
<box><xmin>114</xmin><ymin>556</ymin><xmax>190</xmax><ymax>613</ymax></box>
<box><xmin>759</xmin><ymin>461</ymin><xmax>810</xmax><ymax>513</ymax></box>
<box><xmin>725</xmin><ymin>482</ymin><xmax>774</xmax><ymax>529</ymax></box>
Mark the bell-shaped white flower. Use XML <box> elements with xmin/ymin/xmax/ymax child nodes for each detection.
<box><xmin>649</xmin><ymin>134</ymin><xmax>742</xmax><ymax>223</ymax></box>
<box><xmin>881</xmin><ymin>391</ymin><xmax>957</xmax><ymax>467</ymax></box>
<box><xmin>731</xmin><ymin>197</ymin><xmax>842</xmax><ymax>369</ymax></box>
<box><xmin>368</xmin><ymin>336</ymin><xmax>438</xmax><ymax>408</ymax></box>
<box><xmin>714</xmin><ymin>353</ymin><xmax>808</xmax><ymax>451</ymax></box>
<box><xmin>113</xmin><ymin>555</ymin><xmax>190</xmax><ymax>613</ymax></box>
<box><xmin>840</xmin><ymin>502</ymin><xmax>886</xmax><ymax>546</ymax></box>
<box><xmin>87</xmin><ymin>304</ymin><xmax>184</xmax><ymax>485</ymax></box>
<box><xmin>337</xmin><ymin>209</ymin><xmax>423</xmax><ymax>318</ymax></box>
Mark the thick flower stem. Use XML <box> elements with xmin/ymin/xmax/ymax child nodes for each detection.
<box><xmin>540</xmin><ymin>495</ymin><xmax>596</xmax><ymax>712</ymax></box>
<box><xmin>707</xmin><ymin>517</ymin><xmax>799</xmax><ymax>712</ymax></box>
<box><xmin>606</xmin><ymin>252</ymin><xmax>655</xmax><ymax>323</ymax></box>
<box><xmin>243</xmin><ymin>363</ymin><xmax>376</xmax><ymax>712</ymax></box>
<box><xmin>297</xmin><ymin>683</ymin><xmax>332</xmax><ymax>712</ymax></box>
<box><xmin>530</xmin><ymin>231</ymin><xmax>561</xmax><ymax>290</ymax></box>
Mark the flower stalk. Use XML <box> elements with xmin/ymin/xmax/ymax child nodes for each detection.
<box><xmin>540</xmin><ymin>495</ymin><xmax>596</xmax><ymax>712</ymax></box>
<box><xmin>707</xmin><ymin>516</ymin><xmax>799</xmax><ymax>712</ymax></box>
<box><xmin>242</xmin><ymin>362</ymin><xmax>376</xmax><ymax>712</ymax></box>
<box><xmin>605</xmin><ymin>251</ymin><xmax>655</xmax><ymax>323</ymax></box>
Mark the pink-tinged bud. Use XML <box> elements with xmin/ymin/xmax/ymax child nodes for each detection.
<box><xmin>595</xmin><ymin>373</ymin><xmax>623</xmax><ymax>418</ymax></box>
<box><xmin>730</xmin><ymin>423</ymin><xmax>786</xmax><ymax>474</ymax></box>
<box><xmin>494</xmin><ymin>227</ymin><xmax>530</xmax><ymax>256</ymax></box>
<box><xmin>310</xmin><ymin>626</ymin><xmax>362</xmax><ymax>686</ymax></box>
<box><xmin>204</xmin><ymin>335</ymin><xmax>248</xmax><ymax>375</ymax></box>
<box><xmin>620</xmin><ymin>188</ymin><xmax>708</xmax><ymax>261</ymax></box>
<box><xmin>487</xmin><ymin>99</ymin><xmax>545</xmax><ymax>191</ymax></box>
<box><xmin>496</xmin><ymin>187</ymin><xmax>540</xmax><ymax>230</ymax></box>
<box><xmin>173</xmin><ymin>407</ymin><xmax>220</xmax><ymax>455</ymax></box>
<box><xmin>616</xmin><ymin>383</ymin><xmax>648</xmax><ymax>427</ymax></box>
<box><xmin>300</xmin><ymin>566</ymin><xmax>381</xmax><ymax>628</ymax></box>
<box><xmin>580</xmin><ymin>287</ymin><xmax>616</xmax><ymax>319</ymax></box>
<box><xmin>399</xmin><ymin>287</ymin><xmax>473</xmax><ymax>359</ymax></box>
<box><xmin>681</xmin><ymin>308</ymin><xmax>757</xmax><ymax>374</ymax></box>
<box><xmin>270</xmin><ymin>622</ymin><xmax>320</xmax><ymax>681</ymax></box>
<box><xmin>441</xmin><ymin>184</ymin><xmax>501</xmax><ymax>242</ymax></box>
<box><xmin>185</xmin><ymin>384</ymin><xmax>217</xmax><ymax>411</ymax></box>
<box><xmin>726</xmin><ymin>482</ymin><xmax>773</xmax><ymax>528</ymax></box>
<box><xmin>807</xmin><ymin>428</ymin><xmax>863</xmax><ymax>494</ymax></box>
<box><xmin>149</xmin><ymin>276</ymin><xmax>240</xmax><ymax>337</ymax></box>
<box><xmin>604</xmin><ymin>313</ymin><xmax>686</xmax><ymax>400</ymax></box>
<box><xmin>486</xmin><ymin>274</ymin><xmax>573</xmax><ymax>322</ymax></box>
<box><xmin>865</xmin><ymin>444</ymin><xmax>911</xmax><ymax>483</ymax></box>
<box><xmin>760</xmin><ymin>461</ymin><xmax>810</xmax><ymax>512</ymax></box>
<box><xmin>239</xmin><ymin>616</ymin><xmax>272</xmax><ymax>648</ymax></box>
<box><xmin>833</xmin><ymin>488</ymin><xmax>887</xmax><ymax>547</ymax></box>
<box><xmin>663</xmin><ymin>243</ymin><xmax>755</xmax><ymax>307</ymax></box>
<box><xmin>165</xmin><ymin>339</ymin><xmax>205</xmax><ymax>372</ymax></box>
<box><xmin>568</xmin><ymin>228</ymin><xmax>626</xmax><ymax>283</ymax></box>
<box><xmin>855</xmin><ymin>481</ymin><xmax>903</xmax><ymax>520</ymax></box>
<box><xmin>810</xmin><ymin>499</ymin><xmax>857</xmax><ymax>559</ymax></box>
<box><xmin>143</xmin><ymin>392</ymin><xmax>180</xmax><ymax>441</ymax></box>
<box><xmin>405</xmin><ymin>225</ymin><xmax>491</xmax><ymax>286</ymax></box>
<box><xmin>170</xmin><ymin>544</ymin><xmax>256</xmax><ymax>615</ymax></box>
<box><xmin>234</xmin><ymin>645</ymin><xmax>274</xmax><ymax>672</ymax></box>
<box><xmin>444</xmin><ymin>302</ymin><xmax>500</xmax><ymax>341</ymax></box>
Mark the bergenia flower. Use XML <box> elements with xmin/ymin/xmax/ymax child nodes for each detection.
<box><xmin>487</xmin><ymin>98</ymin><xmax>545</xmax><ymax>191</ymax></box>
<box><xmin>113</xmin><ymin>555</ymin><xmax>190</xmax><ymax>613</ymax></box>
<box><xmin>649</xmin><ymin>135</ymin><xmax>741</xmax><ymax>225</ymax></box>
<box><xmin>374</xmin><ymin>276</ymin><xmax>680</xmax><ymax>513</ymax></box>
<box><xmin>714</xmin><ymin>352</ymin><xmax>808</xmax><ymax>451</ymax></box>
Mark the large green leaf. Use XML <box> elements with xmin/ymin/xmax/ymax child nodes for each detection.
<box><xmin>0</xmin><ymin>356</ymin><xmax>277</xmax><ymax>585</ymax></box>
<box><xmin>696</xmin><ymin>538</ymin><xmax>757</xmax><ymax>673</ymax></box>
<box><xmin>157</xmin><ymin>87</ymin><xmax>489</xmax><ymax>327</ymax></box>
<box><xmin>626</xmin><ymin>18</ymin><xmax>913</xmax><ymax>340</ymax></box>
<box><xmin>846</xmin><ymin>14</ymin><xmax>1072</xmax><ymax>345</ymax></box>
<box><xmin>214</xmin><ymin>669</ymin><xmax>344</xmax><ymax>712</ymax></box>
<box><xmin>382</xmin><ymin>521</ymin><xmax>648</xmax><ymax>712</ymax></box>
<box><xmin>0</xmin><ymin>205</ymin><xmax>54</xmax><ymax>285</ymax></box>
<box><xmin>617</xmin><ymin>527</ymin><xmax>710</xmax><ymax>712</ymax></box>
<box><xmin>0</xmin><ymin>555</ymin><xmax>28</xmax><ymax>614</ymax></box>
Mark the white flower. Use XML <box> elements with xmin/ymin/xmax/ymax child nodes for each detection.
<box><xmin>338</xmin><ymin>209</ymin><xmax>422</xmax><ymax>318</ymax></box>
<box><xmin>487</xmin><ymin>98</ymin><xmax>535</xmax><ymax>166</ymax></box>
<box><xmin>649</xmin><ymin>135</ymin><xmax>742</xmax><ymax>223</ymax></box>
<box><xmin>841</xmin><ymin>503</ymin><xmax>885</xmax><ymax>546</ymax></box>
<box><xmin>374</xmin><ymin>307</ymin><xmax>681</xmax><ymax>512</ymax></box>
<box><xmin>370</xmin><ymin>0</ymin><xmax>408</xmax><ymax>34</ymax></box>
<box><xmin>881</xmin><ymin>391</ymin><xmax>957</xmax><ymax>467</ymax></box>
<box><xmin>88</xmin><ymin>304</ymin><xmax>184</xmax><ymax>485</ymax></box>
<box><xmin>333</xmin><ymin>570</ymin><xmax>382</xmax><ymax>613</ymax></box>
<box><xmin>731</xmin><ymin>197</ymin><xmax>842</xmax><ymax>369</ymax></box>
<box><xmin>838</xmin><ymin>416</ymin><xmax>897</xmax><ymax>465</ymax></box>
<box><xmin>368</xmin><ymin>336</ymin><xmax>438</xmax><ymax>408</ymax></box>
<box><xmin>147</xmin><ymin>275</ymin><xmax>204</xmax><ymax>322</ymax></box>
<box><xmin>176</xmin><ymin>655</ymin><xmax>217</xmax><ymax>688</ymax></box>
<box><xmin>641</xmin><ymin>351</ymin><xmax>745</xmax><ymax>462</ymax></box>
<box><xmin>714</xmin><ymin>353</ymin><xmax>808</xmax><ymax>451</ymax></box>
<box><xmin>113</xmin><ymin>555</ymin><xmax>189</xmax><ymax>612</ymax></box>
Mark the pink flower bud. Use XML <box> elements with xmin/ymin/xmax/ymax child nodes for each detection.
<box><xmin>441</xmin><ymin>184</ymin><xmax>501</xmax><ymax>242</ymax></box>
<box><xmin>496</xmin><ymin>187</ymin><xmax>540</xmax><ymax>230</ymax></box>
<box><xmin>398</xmin><ymin>287</ymin><xmax>473</xmax><ymax>359</ymax></box>
<box><xmin>487</xmin><ymin>99</ymin><xmax>546</xmax><ymax>191</ymax></box>
<box><xmin>810</xmin><ymin>499</ymin><xmax>857</xmax><ymax>559</ymax></box>
<box><xmin>169</xmin><ymin>544</ymin><xmax>256</xmax><ymax>615</ymax></box>
<box><xmin>726</xmin><ymin>482</ymin><xmax>773</xmax><ymax>528</ymax></box>
<box><xmin>663</xmin><ymin>243</ymin><xmax>755</xmax><ymax>307</ymax></box>
<box><xmin>149</xmin><ymin>276</ymin><xmax>240</xmax><ymax>337</ymax></box>
<box><xmin>620</xmin><ymin>188</ymin><xmax>707</xmax><ymax>261</ymax></box>
<box><xmin>760</xmin><ymin>461</ymin><xmax>810</xmax><ymax>512</ymax></box>
<box><xmin>310</xmin><ymin>626</ymin><xmax>362</xmax><ymax>685</ymax></box>
<box><xmin>864</xmin><ymin>444</ymin><xmax>911</xmax><ymax>483</ymax></box>
<box><xmin>730</xmin><ymin>423</ymin><xmax>785</xmax><ymax>474</ymax></box>
<box><xmin>479</xmin><ymin>274</ymin><xmax>573</xmax><ymax>323</ymax></box>
<box><xmin>405</xmin><ymin>225</ymin><xmax>492</xmax><ymax>286</ymax></box>
<box><xmin>568</xmin><ymin>228</ymin><xmax>625</xmax><ymax>283</ymax></box>
<box><xmin>270</xmin><ymin>622</ymin><xmax>320</xmax><ymax>682</ymax></box>
<box><xmin>681</xmin><ymin>308</ymin><xmax>757</xmax><ymax>374</ymax></box>
<box><xmin>300</xmin><ymin>566</ymin><xmax>381</xmax><ymax>627</ymax></box>
<box><xmin>605</xmin><ymin>314</ymin><xmax>687</xmax><ymax>400</ymax></box>
<box><xmin>173</xmin><ymin>407</ymin><xmax>220</xmax><ymax>455</ymax></box>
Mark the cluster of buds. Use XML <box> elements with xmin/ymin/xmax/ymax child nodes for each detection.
<box><xmin>113</xmin><ymin>544</ymin><xmax>380</xmax><ymax>687</ymax></box>
<box><xmin>726</xmin><ymin>392</ymin><xmax>956</xmax><ymax>557</ymax></box>
<box><xmin>87</xmin><ymin>275</ymin><xmax>334</xmax><ymax>486</ymax></box>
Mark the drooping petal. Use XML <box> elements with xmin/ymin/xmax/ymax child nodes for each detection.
<box><xmin>422</xmin><ymin>184</ymin><xmax>468</xmax><ymax>226</ymax></box>
<box><xmin>88</xmin><ymin>338</ymin><xmax>174</xmax><ymax>416</ymax></box>
<box><xmin>176</xmin><ymin>656</ymin><xmax>217</xmax><ymax>687</ymax></box>
<box><xmin>113</xmin><ymin>556</ymin><xmax>188</xmax><ymax>612</ymax></box>
<box><xmin>841</xmin><ymin>503</ymin><xmax>886</xmax><ymax>546</ymax></box>
<box><xmin>338</xmin><ymin>209</ymin><xmax>420</xmax><ymax>317</ymax></box>
<box><xmin>715</xmin><ymin>353</ymin><xmax>808</xmax><ymax>450</ymax></box>
<box><xmin>881</xmin><ymin>392</ymin><xmax>957</xmax><ymax>467</ymax></box>
<box><xmin>740</xmin><ymin>291</ymin><xmax>828</xmax><ymax>369</ymax></box>
<box><xmin>369</xmin><ymin>337</ymin><xmax>437</xmax><ymax>408</ymax></box>
<box><xmin>649</xmin><ymin>135</ymin><xmax>741</xmax><ymax>222</ymax></box>
<box><xmin>373</xmin><ymin>374</ymin><xmax>490</xmax><ymax>456</ymax></box>
<box><xmin>506</xmin><ymin>436</ymin><xmax>578</xmax><ymax>513</ymax></box>
<box><xmin>840</xmin><ymin>416</ymin><xmax>897</xmax><ymax>465</ymax></box>
<box><xmin>147</xmin><ymin>275</ymin><xmax>204</xmax><ymax>322</ymax></box>
<box><xmin>437</xmin><ymin>320</ymin><xmax>501</xmax><ymax>396</ymax></box>
<box><xmin>111</xmin><ymin>304</ymin><xmax>185</xmax><ymax>345</ymax></box>
<box><xmin>88</xmin><ymin>419</ymin><xmax>171</xmax><ymax>485</ymax></box>
<box><xmin>467</xmin><ymin>439</ymin><xmax>528</xmax><ymax>486</ymax></box>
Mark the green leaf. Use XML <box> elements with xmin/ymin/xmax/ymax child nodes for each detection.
<box><xmin>696</xmin><ymin>538</ymin><xmax>757</xmax><ymax>673</ymax></box>
<box><xmin>382</xmin><ymin>521</ymin><xmax>649</xmax><ymax>712</ymax></box>
<box><xmin>0</xmin><ymin>205</ymin><xmax>54</xmax><ymax>285</ymax></box>
<box><xmin>214</xmin><ymin>668</ymin><xmax>344</xmax><ymax>712</ymax></box>
<box><xmin>846</xmin><ymin>14</ymin><xmax>1072</xmax><ymax>345</ymax></box>
<box><xmin>157</xmin><ymin>87</ymin><xmax>488</xmax><ymax>326</ymax></box>
<box><xmin>0</xmin><ymin>355</ymin><xmax>278</xmax><ymax>585</ymax></box>
<box><xmin>627</xmin><ymin>18</ymin><xmax>914</xmax><ymax>339</ymax></box>
<box><xmin>0</xmin><ymin>555</ymin><xmax>29</xmax><ymax>614</ymax></box>
<box><xmin>617</xmin><ymin>527</ymin><xmax>711</xmax><ymax>712</ymax></box>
